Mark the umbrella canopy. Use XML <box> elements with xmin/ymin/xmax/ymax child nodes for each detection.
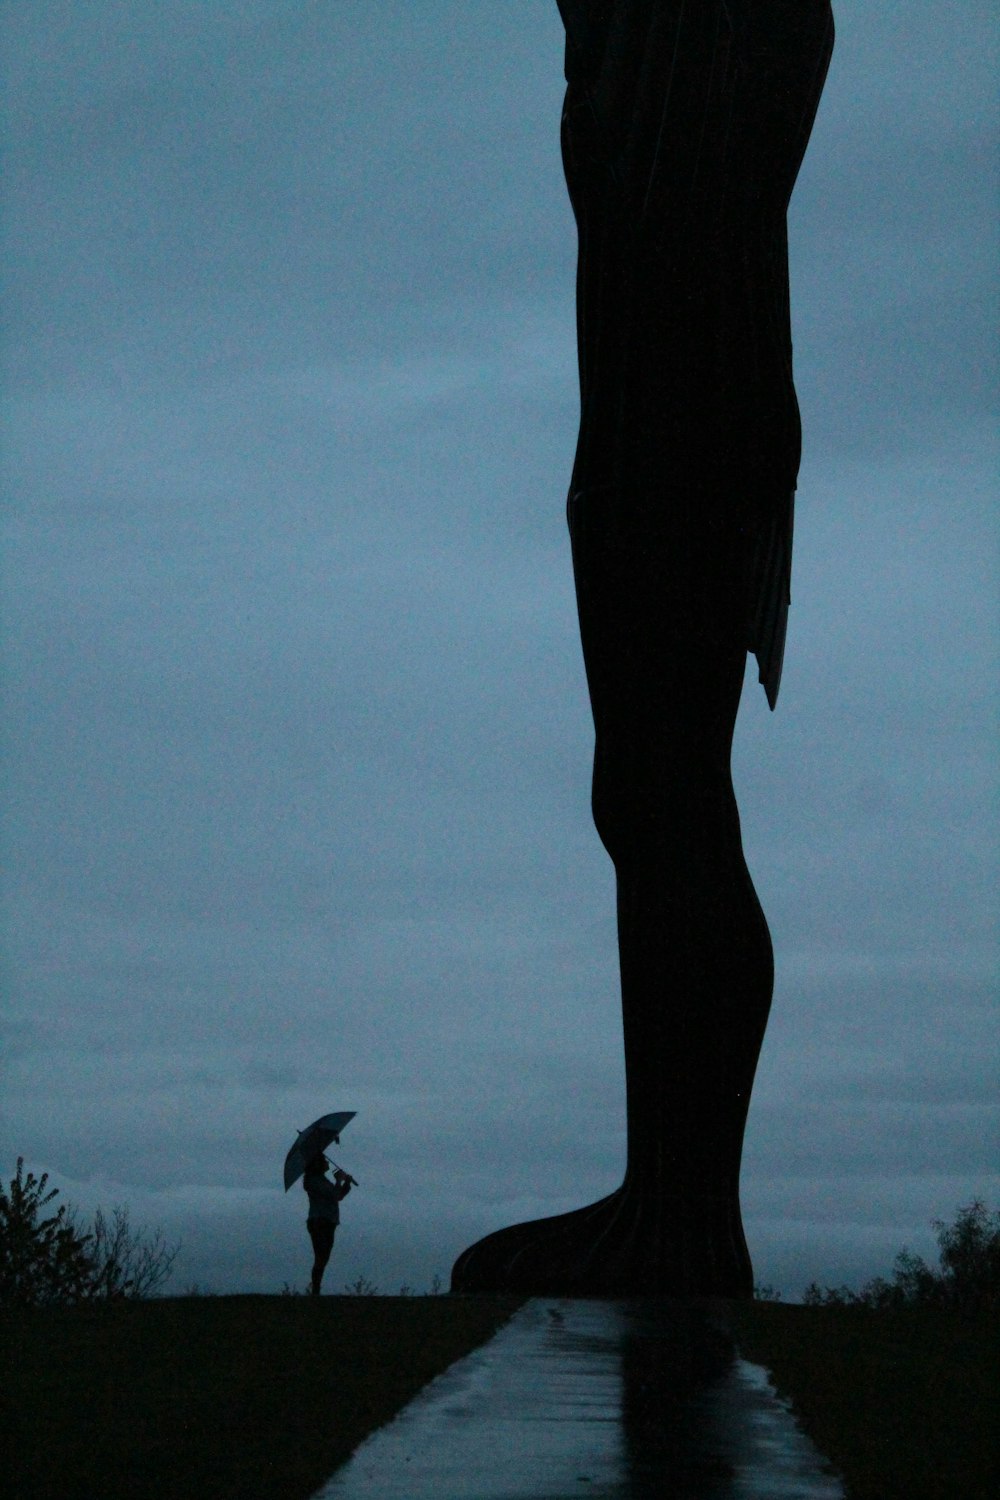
<box><xmin>283</xmin><ymin>1111</ymin><xmax>356</xmax><ymax>1191</ymax></box>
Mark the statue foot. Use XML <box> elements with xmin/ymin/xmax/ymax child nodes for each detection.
<box><xmin>450</xmin><ymin>1180</ymin><xmax>752</xmax><ymax>1298</ymax></box>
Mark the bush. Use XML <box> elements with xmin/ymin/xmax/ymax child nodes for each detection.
<box><xmin>343</xmin><ymin>1273</ymin><xmax>379</xmax><ymax>1296</ymax></box>
<box><xmin>934</xmin><ymin>1199</ymin><xmax>1000</xmax><ymax>1313</ymax></box>
<box><xmin>0</xmin><ymin>1159</ymin><xmax>96</xmax><ymax>1306</ymax></box>
<box><xmin>0</xmin><ymin>1157</ymin><xmax>180</xmax><ymax>1307</ymax></box>
<box><xmin>803</xmin><ymin>1199</ymin><xmax>1000</xmax><ymax>1312</ymax></box>
<box><xmin>88</xmin><ymin>1203</ymin><xmax>180</xmax><ymax>1299</ymax></box>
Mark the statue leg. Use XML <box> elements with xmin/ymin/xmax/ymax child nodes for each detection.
<box><xmin>452</xmin><ymin>3</ymin><xmax>833</xmax><ymax>1300</ymax></box>
<box><xmin>452</xmin><ymin>512</ymin><xmax>772</xmax><ymax>1297</ymax></box>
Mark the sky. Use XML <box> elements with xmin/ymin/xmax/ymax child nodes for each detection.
<box><xmin>2</xmin><ymin>2</ymin><xmax>997</xmax><ymax>1300</ymax></box>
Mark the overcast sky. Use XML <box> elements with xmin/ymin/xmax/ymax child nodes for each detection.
<box><xmin>2</xmin><ymin>2</ymin><xmax>997</xmax><ymax>1299</ymax></box>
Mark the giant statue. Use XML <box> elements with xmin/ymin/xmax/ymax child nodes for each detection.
<box><xmin>453</xmin><ymin>1</ymin><xmax>834</xmax><ymax>1297</ymax></box>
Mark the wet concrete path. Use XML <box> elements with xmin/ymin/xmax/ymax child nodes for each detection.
<box><xmin>314</xmin><ymin>1298</ymin><xmax>844</xmax><ymax>1498</ymax></box>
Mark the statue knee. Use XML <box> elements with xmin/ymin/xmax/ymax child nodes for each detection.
<box><xmin>591</xmin><ymin>741</ymin><xmax>734</xmax><ymax>870</ymax></box>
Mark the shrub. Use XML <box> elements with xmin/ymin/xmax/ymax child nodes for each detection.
<box><xmin>343</xmin><ymin>1273</ymin><xmax>379</xmax><ymax>1296</ymax></box>
<box><xmin>87</xmin><ymin>1203</ymin><xmax>180</xmax><ymax>1299</ymax></box>
<box><xmin>0</xmin><ymin>1158</ymin><xmax>96</xmax><ymax>1306</ymax></box>
<box><xmin>0</xmin><ymin>1158</ymin><xmax>180</xmax><ymax>1307</ymax></box>
<box><xmin>934</xmin><ymin>1198</ymin><xmax>1000</xmax><ymax>1313</ymax></box>
<box><xmin>803</xmin><ymin>1199</ymin><xmax>999</xmax><ymax>1312</ymax></box>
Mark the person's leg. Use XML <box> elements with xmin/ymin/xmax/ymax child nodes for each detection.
<box><xmin>308</xmin><ymin>1219</ymin><xmax>336</xmax><ymax>1295</ymax></box>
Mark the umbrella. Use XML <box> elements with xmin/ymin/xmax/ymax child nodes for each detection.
<box><xmin>283</xmin><ymin>1111</ymin><xmax>356</xmax><ymax>1191</ymax></box>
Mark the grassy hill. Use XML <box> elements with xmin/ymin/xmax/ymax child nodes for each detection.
<box><xmin>730</xmin><ymin>1299</ymin><xmax>999</xmax><ymax>1500</ymax></box>
<box><xmin>1</xmin><ymin>1293</ymin><xmax>521</xmax><ymax>1500</ymax></box>
<box><xmin>3</xmin><ymin>1292</ymin><xmax>996</xmax><ymax>1499</ymax></box>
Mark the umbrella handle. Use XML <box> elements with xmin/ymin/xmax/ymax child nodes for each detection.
<box><xmin>328</xmin><ymin>1157</ymin><xmax>359</xmax><ymax>1187</ymax></box>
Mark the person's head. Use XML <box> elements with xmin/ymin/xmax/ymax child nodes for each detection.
<box><xmin>307</xmin><ymin>1152</ymin><xmax>329</xmax><ymax>1175</ymax></box>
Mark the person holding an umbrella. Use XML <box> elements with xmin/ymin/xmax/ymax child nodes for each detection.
<box><xmin>284</xmin><ymin>1111</ymin><xmax>358</xmax><ymax>1293</ymax></box>
<box><xmin>303</xmin><ymin>1152</ymin><xmax>352</xmax><ymax>1295</ymax></box>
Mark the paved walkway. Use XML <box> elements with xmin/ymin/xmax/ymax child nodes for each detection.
<box><xmin>314</xmin><ymin>1298</ymin><xmax>845</xmax><ymax>1498</ymax></box>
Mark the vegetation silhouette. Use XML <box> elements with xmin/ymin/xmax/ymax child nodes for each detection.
<box><xmin>0</xmin><ymin>1157</ymin><xmax>179</xmax><ymax>1306</ymax></box>
<box><xmin>802</xmin><ymin>1198</ymin><xmax>1000</xmax><ymax>1314</ymax></box>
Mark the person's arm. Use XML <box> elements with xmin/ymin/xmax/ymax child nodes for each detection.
<box><xmin>305</xmin><ymin>1172</ymin><xmax>338</xmax><ymax>1204</ymax></box>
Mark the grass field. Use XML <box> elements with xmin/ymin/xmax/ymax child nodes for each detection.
<box><xmin>1</xmin><ymin>1293</ymin><xmax>522</xmax><ymax>1500</ymax></box>
<box><xmin>4</xmin><ymin>1294</ymin><xmax>996</xmax><ymax>1499</ymax></box>
<box><xmin>730</xmin><ymin>1300</ymin><xmax>999</xmax><ymax>1500</ymax></box>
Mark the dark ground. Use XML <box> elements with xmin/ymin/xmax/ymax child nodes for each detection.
<box><xmin>2</xmin><ymin>1294</ymin><xmax>996</xmax><ymax>1499</ymax></box>
<box><xmin>1</xmin><ymin>1293</ymin><xmax>521</xmax><ymax>1500</ymax></box>
<box><xmin>729</xmin><ymin>1300</ymin><xmax>999</xmax><ymax>1500</ymax></box>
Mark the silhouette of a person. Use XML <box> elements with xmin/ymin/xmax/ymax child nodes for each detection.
<box><xmin>304</xmin><ymin>1155</ymin><xmax>351</xmax><ymax>1295</ymax></box>
<box><xmin>453</xmin><ymin>1</ymin><xmax>834</xmax><ymax>1297</ymax></box>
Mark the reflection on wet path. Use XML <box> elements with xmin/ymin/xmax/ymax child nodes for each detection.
<box><xmin>315</xmin><ymin>1298</ymin><xmax>844</xmax><ymax>1498</ymax></box>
